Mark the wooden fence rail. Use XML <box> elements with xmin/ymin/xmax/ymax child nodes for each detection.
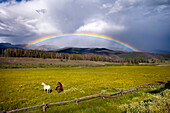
<box><xmin>1</xmin><ymin>82</ymin><xmax>166</xmax><ymax>113</ymax></box>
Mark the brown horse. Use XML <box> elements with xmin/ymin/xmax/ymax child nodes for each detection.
<box><xmin>56</xmin><ymin>82</ymin><xmax>63</xmax><ymax>93</ymax></box>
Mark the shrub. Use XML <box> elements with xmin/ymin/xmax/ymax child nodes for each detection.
<box><xmin>119</xmin><ymin>89</ymin><xmax>170</xmax><ymax>112</ymax></box>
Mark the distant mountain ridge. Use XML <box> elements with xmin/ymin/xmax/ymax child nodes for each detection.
<box><xmin>56</xmin><ymin>47</ymin><xmax>170</xmax><ymax>60</ymax></box>
<box><xmin>0</xmin><ymin>43</ymin><xmax>59</xmax><ymax>51</ymax></box>
<box><xmin>56</xmin><ymin>47</ymin><xmax>119</xmax><ymax>54</ymax></box>
<box><xmin>0</xmin><ymin>43</ymin><xmax>169</xmax><ymax>60</ymax></box>
<box><xmin>0</xmin><ymin>43</ymin><xmax>26</xmax><ymax>49</ymax></box>
<box><xmin>28</xmin><ymin>45</ymin><xmax>59</xmax><ymax>51</ymax></box>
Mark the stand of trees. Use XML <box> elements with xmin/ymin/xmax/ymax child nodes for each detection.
<box><xmin>1</xmin><ymin>48</ymin><xmax>151</xmax><ymax>64</ymax></box>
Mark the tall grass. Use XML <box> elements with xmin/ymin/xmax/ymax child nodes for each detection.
<box><xmin>0</xmin><ymin>66</ymin><xmax>169</xmax><ymax>112</ymax></box>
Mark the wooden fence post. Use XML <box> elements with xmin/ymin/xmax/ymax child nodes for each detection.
<box><xmin>148</xmin><ymin>84</ymin><xmax>151</xmax><ymax>88</ymax></box>
<box><xmin>75</xmin><ymin>98</ymin><xmax>78</xmax><ymax>105</ymax></box>
<box><xmin>136</xmin><ymin>86</ymin><xmax>139</xmax><ymax>91</ymax></box>
<box><xmin>101</xmin><ymin>93</ymin><xmax>104</xmax><ymax>99</ymax></box>
<box><xmin>43</xmin><ymin>103</ymin><xmax>46</xmax><ymax>112</ymax></box>
<box><xmin>120</xmin><ymin>90</ymin><xmax>123</xmax><ymax>95</ymax></box>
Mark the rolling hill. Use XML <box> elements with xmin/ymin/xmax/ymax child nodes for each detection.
<box><xmin>0</xmin><ymin>43</ymin><xmax>169</xmax><ymax>60</ymax></box>
<box><xmin>56</xmin><ymin>47</ymin><xmax>170</xmax><ymax>60</ymax></box>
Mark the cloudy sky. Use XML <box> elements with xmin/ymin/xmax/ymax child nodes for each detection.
<box><xmin>0</xmin><ymin>0</ymin><xmax>170</xmax><ymax>53</ymax></box>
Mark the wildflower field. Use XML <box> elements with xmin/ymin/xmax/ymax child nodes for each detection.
<box><xmin>0</xmin><ymin>66</ymin><xmax>169</xmax><ymax>112</ymax></box>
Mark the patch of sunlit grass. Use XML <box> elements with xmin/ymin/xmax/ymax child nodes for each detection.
<box><xmin>0</xmin><ymin>66</ymin><xmax>169</xmax><ymax>112</ymax></box>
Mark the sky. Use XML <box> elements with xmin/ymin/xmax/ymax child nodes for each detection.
<box><xmin>0</xmin><ymin>0</ymin><xmax>170</xmax><ymax>53</ymax></box>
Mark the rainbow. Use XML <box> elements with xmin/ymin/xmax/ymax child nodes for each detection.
<box><xmin>26</xmin><ymin>33</ymin><xmax>141</xmax><ymax>52</ymax></box>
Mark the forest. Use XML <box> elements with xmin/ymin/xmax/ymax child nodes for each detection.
<box><xmin>1</xmin><ymin>48</ymin><xmax>154</xmax><ymax>64</ymax></box>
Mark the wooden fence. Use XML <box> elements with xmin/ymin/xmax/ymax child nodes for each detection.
<box><xmin>1</xmin><ymin>82</ymin><xmax>166</xmax><ymax>113</ymax></box>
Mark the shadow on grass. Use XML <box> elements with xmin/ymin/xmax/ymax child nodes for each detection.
<box><xmin>50</xmin><ymin>89</ymin><xmax>53</xmax><ymax>93</ymax></box>
<box><xmin>42</xmin><ymin>89</ymin><xmax>53</xmax><ymax>93</ymax></box>
<box><xmin>149</xmin><ymin>81</ymin><xmax>170</xmax><ymax>94</ymax></box>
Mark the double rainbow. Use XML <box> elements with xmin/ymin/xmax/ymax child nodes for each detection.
<box><xmin>26</xmin><ymin>33</ymin><xmax>141</xmax><ymax>52</ymax></box>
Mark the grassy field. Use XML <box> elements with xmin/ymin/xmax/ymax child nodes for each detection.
<box><xmin>0</xmin><ymin>66</ymin><xmax>170</xmax><ymax>112</ymax></box>
<box><xmin>0</xmin><ymin>57</ymin><xmax>160</xmax><ymax>69</ymax></box>
<box><xmin>0</xmin><ymin>57</ymin><xmax>114</xmax><ymax>68</ymax></box>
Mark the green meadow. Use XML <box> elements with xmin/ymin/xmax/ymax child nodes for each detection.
<box><xmin>0</xmin><ymin>66</ymin><xmax>170</xmax><ymax>112</ymax></box>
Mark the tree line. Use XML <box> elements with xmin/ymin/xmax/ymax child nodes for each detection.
<box><xmin>1</xmin><ymin>48</ymin><xmax>151</xmax><ymax>64</ymax></box>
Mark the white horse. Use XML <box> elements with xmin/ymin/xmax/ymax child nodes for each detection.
<box><xmin>41</xmin><ymin>82</ymin><xmax>51</xmax><ymax>93</ymax></box>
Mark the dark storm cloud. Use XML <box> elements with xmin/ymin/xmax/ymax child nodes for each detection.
<box><xmin>103</xmin><ymin>0</ymin><xmax>170</xmax><ymax>52</ymax></box>
<box><xmin>0</xmin><ymin>0</ymin><xmax>170</xmax><ymax>53</ymax></box>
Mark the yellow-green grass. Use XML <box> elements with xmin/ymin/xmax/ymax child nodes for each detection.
<box><xmin>0</xmin><ymin>57</ymin><xmax>112</xmax><ymax>65</ymax></box>
<box><xmin>0</xmin><ymin>66</ymin><xmax>169</xmax><ymax>112</ymax></box>
<box><xmin>0</xmin><ymin>57</ymin><xmax>158</xmax><ymax>69</ymax></box>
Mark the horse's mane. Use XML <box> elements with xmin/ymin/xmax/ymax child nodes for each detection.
<box><xmin>57</xmin><ymin>82</ymin><xmax>62</xmax><ymax>86</ymax></box>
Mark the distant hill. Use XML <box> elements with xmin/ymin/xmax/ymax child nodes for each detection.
<box><xmin>56</xmin><ymin>47</ymin><xmax>118</xmax><ymax>54</ymax></box>
<box><xmin>28</xmin><ymin>45</ymin><xmax>59</xmax><ymax>51</ymax></box>
<box><xmin>0</xmin><ymin>43</ymin><xmax>59</xmax><ymax>51</ymax></box>
<box><xmin>0</xmin><ymin>43</ymin><xmax>169</xmax><ymax>60</ymax></box>
<box><xmin>0</xmin><ymin>43</ymin><xmax>26</xmax><ymax>49</ymax></box>
<box><xmin>56</xmin><ymin>47</ymin><xmax>170</xmax><ymax>60</ymax></box>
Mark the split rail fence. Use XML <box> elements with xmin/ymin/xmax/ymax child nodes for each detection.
<box><xmin>1</xmin><ymin>82</ymin><xmax>166</xmax><ymax>113</ymax></box>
